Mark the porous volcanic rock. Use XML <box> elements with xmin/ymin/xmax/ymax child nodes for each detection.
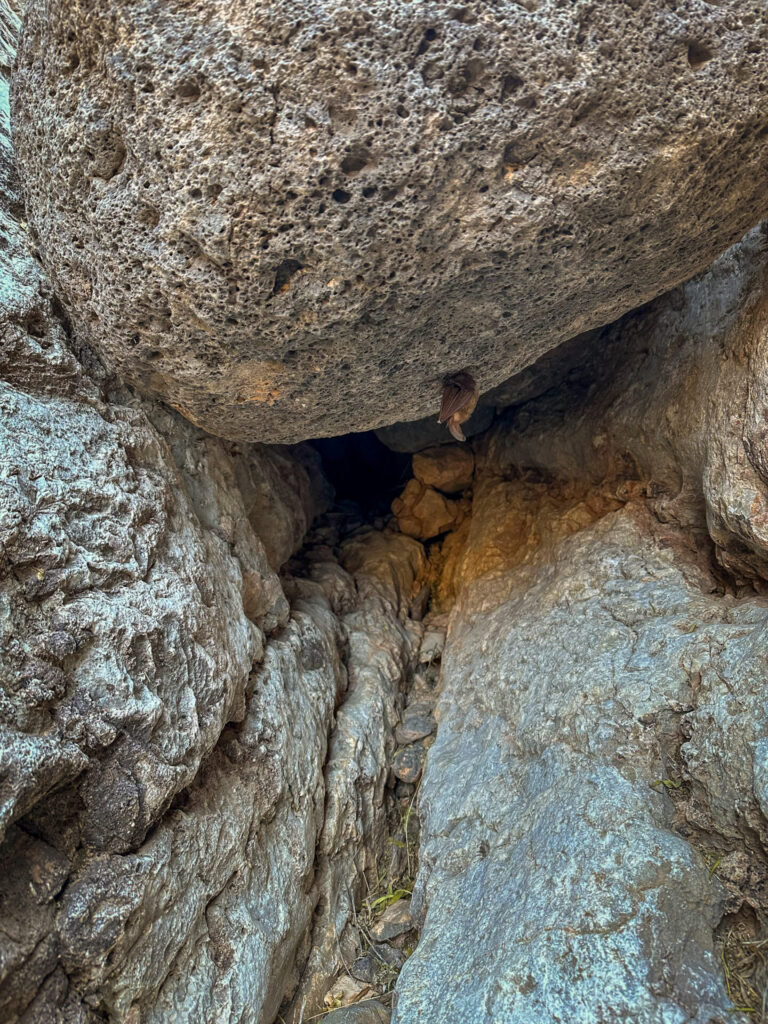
<box><xmin>12</xmin><ymin>0</ymin><xmax>768</xmax><ymax>442</ymax></box>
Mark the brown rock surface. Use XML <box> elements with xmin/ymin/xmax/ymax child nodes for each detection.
<box><xmin>12</xmin><ymin>0</ymin><xmax>768</xmax><ymax>442</ymax></box>
<box><xmin>484</xmin><ymin>224</ymin><xmax>768</xmax><ymax>585</ymax></box>
<box><xmin>412</xmin><ymin>445</ymin><xmax>475</xmax><ymax>494</ymax></box>
<box><xmin>392</xmin><ymin>479</ymin><xmax>467</xmax><ymax>540</ymax></box>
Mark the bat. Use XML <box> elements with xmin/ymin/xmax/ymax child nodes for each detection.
<box><xmin>438</xmin><ymin>371</ymin><xmax>478</xmax><ymax>442</ymax></box>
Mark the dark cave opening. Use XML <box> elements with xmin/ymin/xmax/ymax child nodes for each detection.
<box><xmin>309</xmin><ymin>430</ymin><xmax>413</xmax><ymax>518</ymax></box>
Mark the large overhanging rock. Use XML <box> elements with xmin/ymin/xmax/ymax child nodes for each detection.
<box><xmin>12</xmin><ymin>0</ymin><xmax>768</xmax><ymax>442</ymax></box>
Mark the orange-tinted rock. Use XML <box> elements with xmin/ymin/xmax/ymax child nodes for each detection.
<box><xmin>412</xmin><ymin>445</ymin><xmax>475</xmax><ymax>494</ymax></box>
<box><xmin>392</xmin><ymin>479</ymin><xmax>468</xmax><ymax>541</ymax></box>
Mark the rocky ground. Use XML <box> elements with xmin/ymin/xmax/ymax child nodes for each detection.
<box><xmin>5</xmin><ymin>1</ymin><xmax>768</xmax><ymax>1023</ymax></box>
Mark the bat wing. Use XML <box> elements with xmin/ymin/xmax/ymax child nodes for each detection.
<box><xmin>447</xmin><ymin>418</ymin><xmax>466</xmax><ymax>442</ymax></box>
<box><xmin>438</xmin><ymin>382</ymin><xmax>472</xmax><ymax>423</ymax></box>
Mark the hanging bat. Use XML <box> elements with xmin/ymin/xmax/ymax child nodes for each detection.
<box><xmin>438</xmin><ymin>371</ymin><xmax>478</xmax><ymax>442</ymax></box>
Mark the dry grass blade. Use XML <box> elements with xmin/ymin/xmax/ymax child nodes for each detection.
<box><xmin>721</xmin><ymin>929</ymin><xmax>768</xmax><ymax>1020</ymax></box>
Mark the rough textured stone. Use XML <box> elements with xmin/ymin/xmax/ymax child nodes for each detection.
<box><xmin>392</xmin><ymin>479</ymin><xmax>467</xmax><ymax>541</ymax></box>
<box><xmin>1</xmin><ymin>7</ymin><xmax>286</xmax><ymax>863</ymax></box>
<box><xmin>395</xmin><ymin>506</ymin><xmax>768</xmax><ymax>1024</ymax></box>
<box><xmin>10</xmin><ymin>1</ymin><xmax>768</xmax><ymax>1019</ymax></box>
<box><xmin>230</xmin><ymin>442</ymin><xmax>333</xmax><ymax>571</ymax></box>
<box><xmin>280</xmin><ymin>532</ymin><xmax>424</xmax><ymax>1021</ymax></box>
<box><xmin>395</xmin><ymin>712</ymin><xmax>435</xmax><ymax>746</ymax></box>
<box><xmin>393</xmin><ymin>226</ymin><xmax>768</xmax><ymax>1022</ymax></box>
<box><xmin>483</xmin><ymin>224</ymin><xmax>768</xmax><ymax>585</ymax></box>
<box><xmin>12</xmin><ymin>0</ymin><xmax>768</xmax><ymax>442</ymax></box>
<box><xmin>0</xmin><ymin>357</ymin><xmax>311</xmax><ymax>857</ymax></box>
<box><xmin>56</xmin><ymin>590</ymin><xmax>345</xmax><ymax>1024</ymax></box>
<box><xmin>322</xmin><ymin>1000</ymin><xmax>391</xmax><ymax>1024</ymax></box>
<box><xmin>412</xmin><ymin>445</ymin><xmax>474</xmax><ymax>494</ymax></box>
<box><xmin>0</xmin><ymin>14</ymin><xmax>421</xmax><ymax>1018</ymax></box>
<box><xmin>369</xmin><ymin>900</ymin><xmax>414</xmax><ymax>944</ymax></box>
<box><xmin>391</xmin><ymin>743</ymin><xmax>427</xmax><ymax>785</ymax></box>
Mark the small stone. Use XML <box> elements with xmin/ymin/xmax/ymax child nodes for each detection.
<box><xmin>392</xmin><ymin>743</ymin><xmax>427</xmax><ymax>784</ymax></box>
<box><xmin>350</xmin><ymin>943</ymin><xmax>407</xmax><ymax>986</ymax></box>
<box><xmin>321</xmin><ymin>1000</ymin><xmax>391</xmax><ymax>1024</ymax></box>
<box><xmin>395</xmin><ymin>781</ymin><xmax>416</xmax><ymax>801</ymax></box>
<box><xmin>404</xmin><ymin>700</ymin><xmax>435</xmax><ymax>717</ymax></box>
<box><xmin>419</xmin><ymin>630</ymin><xmax>445</xmax><ymax>663</ymax></box>
<box><xmin>369</xmin><ymin>899</ymin><xmax>414</xmax><ymax>943</ymax></box>
<box><xmin>392</xmin><ymin>480</ymin><xmax>466</xmax><ymax>541</ymax></box>
<box><xmin>412</xmin><ymin>445</ymin><xmax>475</xmax><ymax>493</ymax></box>
<box><xmin>350</xmin><ymin>954</ymin><xmax>380</xmax><ymax>986</ymax></box>
<box><xmin>373</xmin><ymin>943</ymin><xmax>407</xmax><ymax>968</ymax></box>
<box><xmin>324</xmin><ymin>975</ymin><xmax>373</xmax><ymax>1008</ymax></box>
<box><xmin>395</xmin><ymin>713</ymin><xmax>436</xmax><ymax>746</ymax></box>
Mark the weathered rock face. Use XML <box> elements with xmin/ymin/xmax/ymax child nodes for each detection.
<box><xmin>396</xmin><ymin>505</ymin><xmax>768</xmax><ymax>1023</ymax></box>
<box><xmin>391</xmin><ymin>228</ymin><xmax>768</xmax><ymax>1021</ymax></box>
<box><xmin>44</xmin><ymin>532</ymin><xmax>422</xmax><ymax>1024</ymax></box>
<box><xmin>12</xmin><ymin>0</ymin><xmax>768</xmax><ymax>442</ymax></box>
<box><xmin>412</xmin><ymin>445</ymin><xmax>474</xmax><ymax>494</ymax></box>
<box><xmin>392</xmin><ymin>478</ymin><xmax>469</xmax><ymax>541</ymax></box>
<box><xmin>10</xmin><ymin>0</ymin><xmax>768</xmax><ymax>1018</ymax></box>
<box><xmin>282</xmin><ymin>531</ymin><xmax>425</xmax><ymax>1021</ymax></box>
<box><xmin>0</xmin><ymin>11</ymin><xmax>424</xmax><ymax>1018</ymax></box>
<box><xmin>483</xmin><ymin>224</ymin><xmax>768</xmax><ymax>583</ymax></box>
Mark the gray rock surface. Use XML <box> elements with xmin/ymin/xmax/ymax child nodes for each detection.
<box><xmin>395</xmin><ymin>505</ymin><xmax>766</xmax><ymax>1023</ymax></box>
<box><xmin>280</xmin><ymin>531</ymin><xmax>424</xmax><ymax>1021</ymax></box>
<box><xmin>12</xmin><ymin>0</ymin><xmax>768</xmax><ymax>442</ymax></box>
<box><xmin>0</xmin><ymin>10</ymin><xmax>421</xmax><ymax>1019</ymax></box>
<box><xmin>53</xmin><ymin>535</ymin><xmax>419</xmax><ymax>1024</ymax></box>
<box><xmin>323</xmin><ymin>1000</ymin><xmax>391</xmax><ymax>1024</ymax></box>
<box><xmin>392</xmin><ymin>226</ymin><xmax>768</xmax><ymax>1022</ymax></box>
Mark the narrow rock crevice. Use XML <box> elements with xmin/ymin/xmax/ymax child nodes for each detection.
<box><xmin>6</xmin><ymin>2</ymin><xmax>768</xmax><ymax>1022</ymax></box>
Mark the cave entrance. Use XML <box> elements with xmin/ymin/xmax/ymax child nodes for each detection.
<box><xmin>309</xmin><ymin>431</ymin><xmax>412</xmax><ymax>519</ymax></box>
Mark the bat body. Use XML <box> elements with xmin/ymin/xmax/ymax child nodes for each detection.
<box><xmin>438</xmin><ymin>371</ymin><xmax>478</xmax><ymax>442</ymax></box>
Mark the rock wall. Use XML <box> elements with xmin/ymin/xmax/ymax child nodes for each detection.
<box><xmin>392</xmin><ymin>228</ymin><xmax>768</xmax><ymax>1022</ymax></box>
<box><xmin>7</xmin><ymin>0</ymin><xmax>768</xmax><ymax>1021</ymax></box>
<box><xmin>0</xmin><ymin>7</ymin><xmax>423</xmax><ymax>1019</ymax></box>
